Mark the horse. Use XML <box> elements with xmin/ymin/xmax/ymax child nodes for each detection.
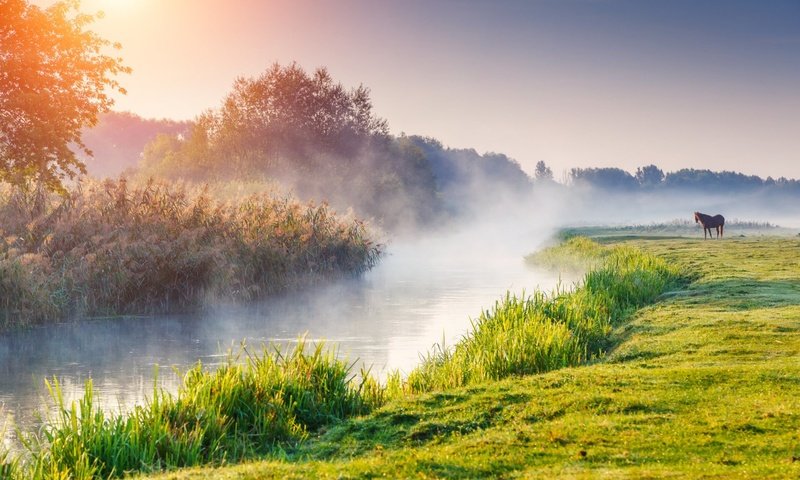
<box><xmin>694</xmin><ymin>212</ymin><xmax>725</xmax><ymax>239</ymax></box>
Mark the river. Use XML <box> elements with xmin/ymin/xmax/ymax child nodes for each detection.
<box><xmin>0</xmin><ymin>224</ymin><xmax>562</xmax><ymax>449</ymax></box>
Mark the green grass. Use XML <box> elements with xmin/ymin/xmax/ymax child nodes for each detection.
<box><xmin>6</xmin><ymin>340</ymin><xmax>385</xmax><ymax>479</ymax></box>
<box><xmin>140</xmin><ymin>235</ymin><xmax>800</xmax><ymax>479</ymax></box>
<box><xmin>0</xmin><ymin>236</ymin><xmax>683</xmax><ymax>478</ymax></box>
<box><xmin>5</xmin><ymin>235</ymin><xmax>799</xmax><ymax>478</ymax></box>
<box><xmin>405</xmin><ymin>238</ymin><xmax>685</xmax><ymax>393</ymax></box>
<box><xmin>557</xmin><ymin>218</ymin><xmax>791</xmax><ymax>242</ymax></box>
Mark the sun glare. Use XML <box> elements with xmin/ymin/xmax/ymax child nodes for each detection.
<box><xmin>91</xmin><ymin>0</ymin><xmax>143</xmax><ymax>13</ymax></box>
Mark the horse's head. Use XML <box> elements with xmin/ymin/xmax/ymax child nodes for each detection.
<box><xmin>693</xmin><ymin>212</ymin><xmax>700</xmax><ymax>223</ymax></box>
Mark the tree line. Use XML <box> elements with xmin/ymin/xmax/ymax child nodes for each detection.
<box><xmin>565</xmin><ymin>165</ymin><xmax>800</xmax><ymax>195</ymax></box>
<box><xmin>4</xmin><ymin>0</ymin><xmax>798</xmax><ymax>233</ymax></box>
<box><xmin>135</xmin><ymin>63</ymin><xmax>532</xmax><ymax>230</ymax></box>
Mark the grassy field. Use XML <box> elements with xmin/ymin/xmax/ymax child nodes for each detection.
<box><xmin>140</xmin><ymin>235</ymin><xmax>800</xmax><ymax>479</ymax></box>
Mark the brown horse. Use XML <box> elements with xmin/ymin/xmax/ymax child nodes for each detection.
<box><xmin>694</xmin><ymin>212</ymin><xmax>725</xmax><ymax>239</ymax></box>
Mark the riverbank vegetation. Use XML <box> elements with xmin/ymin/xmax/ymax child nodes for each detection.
<box><xmin>9</xmin><ymin>339</ymin><xmax>383</xmax><ymax>479</ymax></box>
<box><xmin>0</xmin><ymin>237</ymin><xmax>689</xmax><ymax>478</ymax></box>
<box><xmin>0</xmin><ymin>178</ymin><xmax>381</xmax><ymax>330</ymax></box>
<box><xmin>135</xmin><ymin>234</ymin><xmax>797</xmax><ymax>479</ymax></box>
<box><xmin>403</xmin><ymin>238</ymin><xmax>684</xmax><ymax>393</ymax></box>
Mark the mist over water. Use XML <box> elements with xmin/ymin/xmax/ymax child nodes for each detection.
<box><xmin>0</xmin><ymin>209</ymin><xmax>561</xmax><ymax>448</ymax></box>
<box><xmin>1</xmin><ymin>184</ymin><xmax>796</xmax><ymax>450</ymax></box>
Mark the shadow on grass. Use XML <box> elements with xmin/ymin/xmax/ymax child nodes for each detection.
<box><xmin>672</xmin><ymin>278</ymin><xmax>800</xmax><ymax>311</ymax></box>
<box><xmin>302</xmin><ymin>388</ymin><xmax>533</xmax><ymax>460</ymax></box>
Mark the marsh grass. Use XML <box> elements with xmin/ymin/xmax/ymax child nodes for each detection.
<box><xmin>405</xmin><ymin>237</ymin><xmax>685</xmax><ymax>392</ymax></box>
<box><xmin>6</xmin><ymin>339</ymin><xmax>383</xmax><ymax>479</ymax></box>
<box><xmin>0</xmin><ymin>179</ymin><xmax>381</xmax><ymax>329</ymax></box>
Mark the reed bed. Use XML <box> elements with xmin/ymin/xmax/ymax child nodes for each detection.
<box><xmin>0</xmin><ymin>179</ymin><xmax>381</xmax><ymax>329</ymax></box>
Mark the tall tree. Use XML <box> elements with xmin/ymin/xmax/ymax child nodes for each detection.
<box><xmin>570</xmin><ymin>167</ymin><xmax>638</xmax><ymax>190</ymax></box>
<box><xmin>534</xmin><ymin>160</ymin><xmax>554</xmax><ymax>182</ymax></box>
<box><xmin>635</xmin><ymin>164</ymin><xmax>664</xmax><ymax>188</ymax></box>
<box><xmin>212</xmin><ymin>62</ymin><xmax>389</xmax><ymax>173</ymax></box>
<box><xmin>0</xmin><ymin>0</ymin><xmax>129</xmax><ymax>192</ymax></box>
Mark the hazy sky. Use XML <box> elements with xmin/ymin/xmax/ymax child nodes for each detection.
<box><xmin>41</xmin><ymin>0</ymin><xmax>800</xmax><ymax>179</ymax></box>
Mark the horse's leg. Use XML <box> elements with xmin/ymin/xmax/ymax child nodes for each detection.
<box><xmin>720</xmin><ymin>224</ymin><xmax>724</xmax><ymax>238</ymax></box>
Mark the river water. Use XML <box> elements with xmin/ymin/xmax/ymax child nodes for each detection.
<box><xmin>0</xmin><ymin>225</ymin><xmax>562</xmax><ymax>448</ymax></box>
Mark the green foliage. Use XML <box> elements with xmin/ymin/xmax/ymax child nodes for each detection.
<box><xmin>525</xmin><ymin>236</ymin><xmax>606</xmax><ymax>271</ymax></box>
<box><xmin>80</xmin><ymin>111</ymin><xmax>190</xmax><ymax>178</ymax></box>
<box><xmin>0</xmin><ymin>178</ymin><xmax>381</xmax><ymax>328</ymax></box>
<box><xmin>404</xmin><ymin>238</ymin><xmax>684</xmax><ymax>393</ymax></box>
<box><xmin>7</xmin><ymin>339</ymin><xmax>383</xmax><ymax>479</ymax></box>
<box><xmin>0</xmin><ymin>0</ymin><xmax>130</xmax><ymax>192</ymax></box>
<box><xmin>137</xmin><ymin>236</ymin><xmax>800</xmax><ymax>479</ymax></box>
<box><xmin>137</xmin><ymin>63</ymin><xmax>442</xmax><ymax>230</ymax></box>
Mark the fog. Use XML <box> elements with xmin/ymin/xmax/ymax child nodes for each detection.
<box><xmin>2</xmin><ymin>175</ymin><xmax>799</xmax><ymax>452</ymax></box>
<box><xmin>532</xmin><ymin>183</ymin><xmax>800</xmax><ymax>230</ymax></box>
<box><xmin>0</xmin><ymin>198</ymin><xmax>564</xmax><ymax>448</ymax></box>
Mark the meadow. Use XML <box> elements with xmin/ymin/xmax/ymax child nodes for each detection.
<box><xmin>137</xmin><ymin>234</ymin><xmax>799</xmax><ymax>479</ymax></box>
<box><xmin>0</xmin><ymin>179</ymin><xmax>381</xmax><ymax>330</ymax></box>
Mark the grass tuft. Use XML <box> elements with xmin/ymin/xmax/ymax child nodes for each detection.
<box><xmin>405</xmin><ymin>238</ymin><xmax>686</xmax><ymax>393</ymax></box>
<box><xmin>7</xmin><ymin>339</ymin><xmax>383</xmax><ymax>479</ymax></box>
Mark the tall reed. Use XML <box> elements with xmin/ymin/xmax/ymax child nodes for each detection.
<box><xmin>0</xmin><ymin>179</ymin><xmax>382</xmax><ymax>329</ymax></box>
<box><xmin>7</xmin><ymin>339</ymin><xmax>383</xmax><ymax>479</ymax></box>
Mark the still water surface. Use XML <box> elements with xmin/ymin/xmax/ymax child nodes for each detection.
<box><xmin>0</xmin><ymin>231</ymin><xmax>561</xmax><ymax>447</ymax></box>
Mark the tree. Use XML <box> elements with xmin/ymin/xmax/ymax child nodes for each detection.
<box><xmin>0</xmin><ymin>0</ymin><xmax>129</xmax><ymax>192</ymax></box>
<box><xmin>534</xmin><ymin>160</ymin><xmax>554</xmax><ymax>182</ymax></box>
<box><xmin>635</xmin><ymin>164</ymin><xmax>664</xmax><ymax>188</ymax></box>
<box><xmin>569</xmin><ymin>167</ymin><xmax>638</xmax><ymax>190</ymax></box>
<box><xmin>79</xmin><ymin>111</ymin><xmax>189</xmax><ymax>177</ymax></box>
<box><xmin>210</xmin><ymin>62</ymin><xmax>389</xmax><ymax>173</ymax></box>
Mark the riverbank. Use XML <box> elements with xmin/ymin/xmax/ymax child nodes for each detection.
<box><xmin>0</xmin><ymin>235</ymin><xmax>684</xmax><ymax>477</ymax></box>
<box><xmin>0</xmin><ymin>179</ymin><xmax>381</xmax><ymax>330</ymax></box>
<box><xmin>149</xmin><ymin>235</ymin><xmax>800</xmax><ymax>478</ymax></box>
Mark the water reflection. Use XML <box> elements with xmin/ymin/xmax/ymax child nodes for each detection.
<box><xmin>0</xmin><ymin>231</ymin><xmax>562</xmax><ymax>448</ymax></box>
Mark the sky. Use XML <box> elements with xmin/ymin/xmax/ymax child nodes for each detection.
<box><xmin>36</xmin><ymin>0</ymin><xmax>800</xmax><ymax>179</ymax></box>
